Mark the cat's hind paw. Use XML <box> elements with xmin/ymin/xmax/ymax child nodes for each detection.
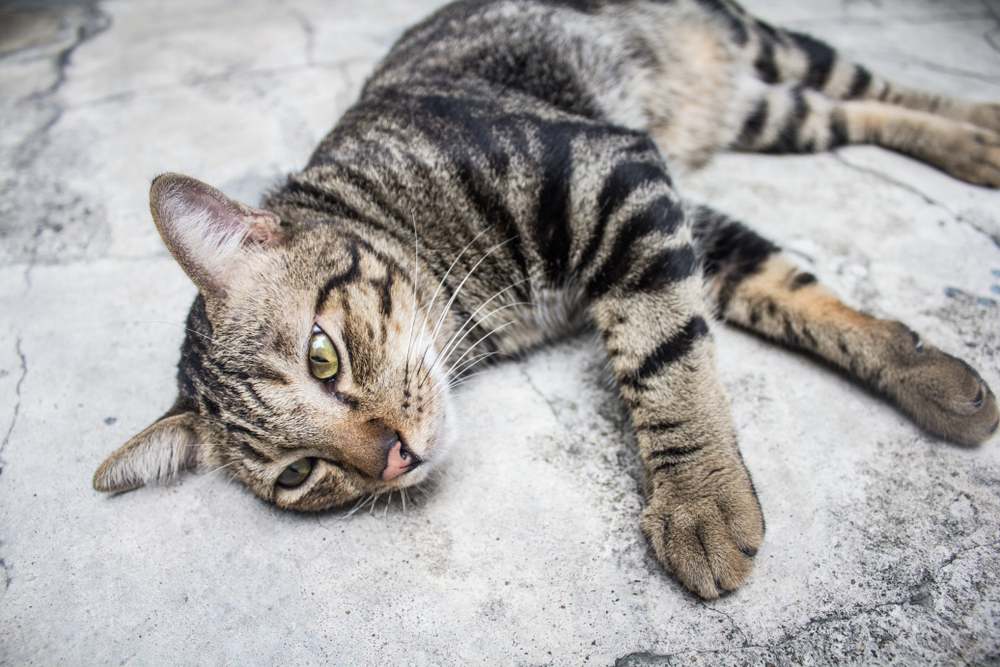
<box><xmin>968</xmin><ymin>103</ymin><xmax>1000</xmax><ymax>135</ymax></box>
<box><xmin>932</xmin><ymin>126</ymin><xmax>1000</xmax><ymax>188</ymax></box>
<box><xmin>886</xmin><ymin>328</ymin><xmax>999</xmax><ymax>446</ymax></box>
<box><xmin>641</xmin><ymin>469</ymin><xmax>764</xmax><ymax>599</ymax></box>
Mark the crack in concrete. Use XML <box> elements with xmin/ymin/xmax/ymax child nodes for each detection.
<box><xmin>1</xmin><ymin>336</ymin><xmax>27</xmax><ymax>478</ymax></box>
<box><xmin>831</xmin><ymin>152</ymin><xmax>1000</xmax><ymax>249</ymax></box>
<box><xmin>286</xmin><ymin>6</ymin><xmax>317</xmax><ymax>66</ymax></box>
<box><xmin>26</xmin><ymin>2</ymin><xmax>112</xmax><ymax>103</ymax></box>
<box><xmin>8</xmin><ymin>2</ymin><xmax>112</xmax><ymax>291</ymax></box>
<box><xmin>519</xmin><ymin>366</ymin><xmax>567</xmax><ymax>431</ymax></box>
<box><xmin>0</xmin><ymin>556</ymin><xmax>10</xmax><ymax>597</ymax></box>
<box><xmin>698</xmin><ymin>601</ymin><xmax>751</xmax><ymax>646</ymax></box>
<box><xmin>0</xmin><ymin>336</ymin><xmax>24</xmax><ymax>598</ymax></box>
<box><xmin>14</xmin><ymin>2</ymin><xmax>111</xmax><ymax>166</ymax></box>
<box><xmin>981</xmin><ymin>0</ymin><xmax>1000</xmax><ymax>56</ymax></box>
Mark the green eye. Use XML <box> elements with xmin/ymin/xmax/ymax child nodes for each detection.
<box><xmin>308</xmin><ymin>330</ymin><xmax>339</xmax><ymax>380</ymax></box>
<box><xmin>277</xmin><ymin>458</ymin><xmax>314</xmax><ymax>488</ymax></box>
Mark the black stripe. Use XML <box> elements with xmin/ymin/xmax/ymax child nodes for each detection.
<box><xmin>789</xmin><ymin>31</ymin><xmax>836</xmax><ymax>91</ymax></box>
<box><xmin>586</xmin><ymin>196</ymin><xmax>682</xmax><ymax>299</ymax></box>
<box><xmin>737</xmin><ymin>99</ymin><xmax>769</xmax><ymax>148</ymax></box>
<box><xmin>638</xmin><ymin>420</ymin><xmax>686</xmax><ymax>433</ymax></box>
<box><xmin>769</xmin><ymin>89</ymin><xmax>808</xmax><ymax>153</ymax></box>
<box><xmin>754</xmin><ymin>19</ymin><xmax>780</xmax><ymax>41</ymax></box>
<box><xmin>649</xmin><ymin>443</ymin><xmax>704</xmax><ymax>459</ymax></box>
<box><xmin>789</xmin><ymin>272</ymin><xmax>817</xmax><ymax>290</ymax></box>
<box><xmin>624</xmin><ymin>316</ymin><xmax>710</xmax><ymax>389</ymax></box>
<box><xmin>576</xmin><ymin>158</ymin><xmax>665</xmax><ymax>274</ymax></box>
<box><xmin>379</xmin><ymin>272</ymin><xmax>394</xmax><ymax>316</ymax></box>
<box><xmin>694</xmin><ymin>211</ymin><xmax>778</xmax><ymax>312</ymax></box>
<box><xmin>536</xmin><ymin>124</ymin><xmax>575</xmax><ymax>283</ymax></box>
<box><xmin>202</xmin><ymin>396</ymin><xmax>220</xmax><ymax>417</ymax></box>
<box><xmin>630</xmin><ymin>245</ymin><xmax>697</xmax><ymax>293</ymax></box>
<box><xmin>452</xmin><ymin>164</ymin><xmax>529</xmax><ymax>291</ymax></box>
<box><xmin>317</xmin><ymin>241</ymin><xmax>362</xmax><ymax>313</ymax></box>
<box><xmin>334</xmin><ymin>390</ymin><xmax>360</xmax><ymax>410</ymax></box>
<box><xmin>829</xmin><ymin>109</ymin><xmax>849</xmax><ymax>148</ymax></box>
<box><xmin>253</xmin><ymin>364</ymin><xmax>290</xmax><ymax>386</ymax></box>
<box><xmin>653</xmin><ymin>460</ymin><xmax>684</xmax><ymax>475</ymax></box>
<box><xmin>846</xmin><ymin>65</ymin><xmax>872</xmax><ymax>99</ymax></box>
<box><xmin>278</xmin><ymin>178</ymin><xmax>412</xmax><ymax>250</ymax></box>
<box><xmin>754</xmin><ymin>39</ymin><xmax>780</xmax><ymax>84</ymax></box>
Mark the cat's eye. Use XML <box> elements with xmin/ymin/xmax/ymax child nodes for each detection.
<box><xmin>277</xmin><ymin>458</ymin><xmax>314</xmax><ymax>488</ymax></box>
<box><xmin>308</xmin><ymin>329</ymin><xmax>339</xmax><ymax>380</ymax></box>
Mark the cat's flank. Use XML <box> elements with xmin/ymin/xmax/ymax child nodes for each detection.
<box><xmin>94</xmin><ymin>0</ymin><xmax>999</xmax><ymax>599</ymax></box>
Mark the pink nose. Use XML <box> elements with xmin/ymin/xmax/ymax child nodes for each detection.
<box><xmin>381</xmin><ymin>440</ymin><xmax>420</xmax><ymax>481</ymax></box>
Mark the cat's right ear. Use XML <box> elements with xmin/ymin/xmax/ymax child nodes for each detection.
<box><xmin>92</xmin><ymin>407</ymin><xmax>201</xmax><ymax>494</ymax></box>
<box><xmin>149</xmin><ymin>173</ymin><xmax>285</xmax><ymax>298</ymax></box>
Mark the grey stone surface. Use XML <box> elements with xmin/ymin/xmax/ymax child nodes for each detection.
<box><xmin>1</xmin><ymin>0</ymin><xmax>999</xmax><ymax>664</ymax></box>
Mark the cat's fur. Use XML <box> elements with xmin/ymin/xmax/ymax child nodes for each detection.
<box><xmin>94</xmin><ymin>0</ymin><xmax>1000</xmax><ymax>599</ymax></box>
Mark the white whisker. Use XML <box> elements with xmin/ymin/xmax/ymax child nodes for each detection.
<box><xmin>426</xmin><ymin>300</ymin><xmax>530</xmax><ymax>385</ymax></box>
<box><xmin>431</xmin><ymin>277</ymin><xmax>530</xmax><ymax>367</ymax></box>
<box><xmin>424</xmin><ymin>235</ymin><xmax>517</xmax><ymax>353</ymax></box>
<box><xmin>413</xmin><ymin>225</ymin><xmax>495</xmax><ymax>370</ymax></box>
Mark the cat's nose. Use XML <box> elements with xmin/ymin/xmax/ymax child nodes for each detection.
<box><xmin>381</xmin><ymin>438</ymin><xmax>422</xmax><ymax>481</ymax></box>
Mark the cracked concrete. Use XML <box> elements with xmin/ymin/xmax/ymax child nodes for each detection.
<box><xmin>0</xmin><ymin>338</ymin><xmax>26</xmax><ymax>478</ymax></box>
<box><xmin>1</xmin><ymin>0</ymin><xmax>999</xmax><ymax>665</ymax></box>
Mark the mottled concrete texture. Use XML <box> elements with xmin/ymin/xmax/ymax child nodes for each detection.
<box><xmin>2</xmin><ymin>0</ymin><xmax>1000</xmax><ymax>664</ymax></box>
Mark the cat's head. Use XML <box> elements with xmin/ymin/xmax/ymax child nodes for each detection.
<box><xmin>93</xmin><ymin>174</ymin><xmax>453</xmax><ymax>510</ymax></box>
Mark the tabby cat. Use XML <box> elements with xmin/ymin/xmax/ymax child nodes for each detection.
<box><xmin>93</xmin><ymin>0</ymin><xmax>1000</xmax><ymax>599</ymax></box>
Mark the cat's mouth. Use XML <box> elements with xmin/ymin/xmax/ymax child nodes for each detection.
<box><xmin>381</xmin><ymin>438</ymin><xmax>423</xmax><ymax>481</ymax></box>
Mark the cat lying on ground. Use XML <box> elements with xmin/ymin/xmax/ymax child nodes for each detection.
<box><xmin>94</xmin><ymin>0</ymin><xmax>999</xmax><ymax>599</ymax></box>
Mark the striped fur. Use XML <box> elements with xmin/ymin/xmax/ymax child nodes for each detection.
<box><xmin>95</xmin><ymin>0</ymin><xmax>999</xmax><ymax>600</ymax></box>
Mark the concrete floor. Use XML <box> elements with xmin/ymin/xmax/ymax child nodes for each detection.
<box><xmin>2</xmin><ymin>0</ymin><xmax>1000</xmax><ymax>664</ymax></box>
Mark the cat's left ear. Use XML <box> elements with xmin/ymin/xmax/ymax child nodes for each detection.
<box><xmin>149</xmin><ymin>172</ymin><xmax>285</xmax><ymax>297</ymax></box>
<box><xmin>92</xmin><ymin>403</ymin><xmax>202</xmax><ymax>494</ymax></box>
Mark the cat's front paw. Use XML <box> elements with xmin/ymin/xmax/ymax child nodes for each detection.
<box><xmin>641</xmin><ymin>464</ymin><xmax>764</xmax><ymax>599</ymax></box>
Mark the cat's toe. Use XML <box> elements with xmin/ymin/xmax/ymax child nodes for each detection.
<box><xmin>641</xmin><ymin>480</ymin><xmax>763</xmax><ymax>599</ymax></box>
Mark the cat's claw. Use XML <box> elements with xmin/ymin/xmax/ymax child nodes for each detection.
<box><xmin>641</xmin><ymin>464</ymin><xmax>764</xmax><ymax>599</ymax></box>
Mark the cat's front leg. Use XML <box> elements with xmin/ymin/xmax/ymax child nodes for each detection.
<box><xmin>589</xmin><ymin>267</ymin><xmax>764</xmax><ymax>599</ymax></box>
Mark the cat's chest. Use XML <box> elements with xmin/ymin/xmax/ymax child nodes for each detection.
<box><xmin>488</xmin><ymin>285</ymin><xmax>588</xmax><ymax>356</ymax></box>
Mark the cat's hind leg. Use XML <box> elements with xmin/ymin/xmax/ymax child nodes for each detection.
<box><xmin>730</xmin><ymin>81</ymin><xmax>1000</xmax><ymax>188</ymax></box>
<box><xmin>691</xmin><ymin>205</ymin><xmax>999</xmax><ymax>445</ymax></box>
<box><xmin>738</xmin><ymin>13</ymin><xmax>1000</xmax><ymax>133</ymax></box>
<box><xmin>728</xmin><ymin>19</ymin><xmax>1000</xmax><ymax>187</ymax></box>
